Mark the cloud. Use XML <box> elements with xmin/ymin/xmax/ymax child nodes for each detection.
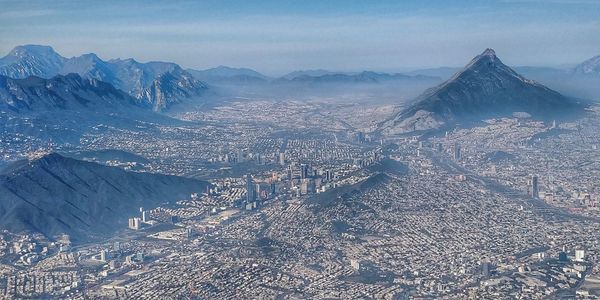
<box><xmin>0</xmin><ymin>8</ymin><xmax>56</xmax><ymax>18</ymax></box>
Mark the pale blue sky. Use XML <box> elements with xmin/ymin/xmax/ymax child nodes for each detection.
<box><xmin>1</xmin><ymin>0</ymin><xmax>599</xmax><ymax>75</ymax></box>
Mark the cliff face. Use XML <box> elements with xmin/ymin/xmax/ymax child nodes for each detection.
<box><xmin>0</xmin><ymin>45</ymin><xmax>207</xmax><ymax>112</ymax></box>
<box><xmin>0</xmin><ymin>73</ymin><xmax>145</xmax><ymax>112</ymax></box>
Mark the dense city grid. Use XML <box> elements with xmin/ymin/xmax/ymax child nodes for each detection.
<box><xmin>2</xmin><ymin>98</ymin><xmax>600</xmax><ymax>299</ymax></box>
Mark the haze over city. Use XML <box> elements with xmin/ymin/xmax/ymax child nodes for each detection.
<box><xmin>2</xmin><ymin>0</ymin><xmax>600</xmax><ymax>74</ymax></box>
<box><xmin>1</xmin><ymin>0</ymin><xmax>600</xmax><ymax>299</ymax></box>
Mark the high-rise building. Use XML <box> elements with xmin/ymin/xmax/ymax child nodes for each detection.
<box><xmin>482</xmin><ymin>261</ymin><xmax>491</xmax><ymax>277</ymax></box>
<box><xmin>559</xmin><ymin>251</ymin><xmax>568</xmax><ymax>262</ymax></box>
<box><xmin>325</xmin><ymin>170</ymin><xmax>334</xmax><ymax>182</ymax></box>
<box><xmin>308</xmin><ymin>179</ymin><xmax>316</xmax><ymax>194</ymax></box>
<box><xmin>575</xmin><ymin>249</ymin><xmax>585</xmax><ymax>262</ymax></box>
<box><xmin>314</xmin><ymin>178</ymin><xmax>322</xmax><ymax>190</ymax></box>
<box><xmin>142</xmin><ymin>210</ymin><xmax>148</xmax><ymax>223</ymax></box>
<box><xmin>170</xmin><ymin>215</ymin><xmax>179</xmax><ymax>224</ymax></box>
<box><xmin>355</xmin><ymin>132</ymin><xmax>365</xmax><ymax>143</ymax></box>
<box><xmin>279</xmin><ymin>152</ymin><xmax>285</xmax><ymax>166</ymax></box>
<box><xmin>300</xmin><ymin>179</ymin><xmax>309</xmax><ymax>195</ymax></box>
<box><xmin>350</xmin><ymin>259</ymin><xmax>360</xmax><ymax>270</ymax></box>
<box><xmin>246</xmin><ymin>174</ymin><xmax>256</xmax><ymax>202</ymax></box>
<box><xmin>300</xmin><ymin>164</ymin><xmax>309</xmax><ymax>179</ymax></box>
<box><xmin>128</xmin><ymin>217</ymin><xmax>141</xmax><ymax>230</ymax></box>
<box><xmin>530</xmin><ymin>175</ymin><xmax>539</xmax><ymax>199</ymax></box>
<box><xmin>100</xmin><ymin>249</ymin><xmax>107</xmax><ymax>262</ymax></box>
<box><xmin>454</xmin><ymin>143</ymin><xmax>461</xmax><ymax>160</ymax></box>
<box><xmin>255</xmin><ymin>183</ymin><xmax>261</xmax><ymax>198</ymax></box>
<box><xmin>237</xmin><ymin>149</ymin><xmax>244</xmax><ymax>163</ymax></box>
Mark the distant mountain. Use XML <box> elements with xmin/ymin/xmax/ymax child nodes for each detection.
<box><xmin>513</xmin><ymin>66</ymin><xmax>567</xmax><ymax>78</ymax></box>
<box><xmin>510</xmin><ymin>65</ymin><xmax>600</xmax><ymax>101</ymax></box>
<box><xmin>0</xmin><ymin>45</ymin><xmax>66</xmax><ymax>79</ymax></box>
<box><xmin>60</xmin><ymin>53</ymin><xmax>113</xmax><ymax>81</ymax></box>
<box><xmin>142</xmin><ymin>67</ymin><xmax>207</xmax><ymax>111</ymax></box>
<box><xmin>0</xmin><ymin>73</ymin><xmax>147</xmax><ymax>112</ymax></box>
<box><xmin>381</xmin><ymin>48</ymin><xmax>582</xmax><ymax>134</ymax></box>
<box><xmin>188</xmin><ymin>66</ymin><xmax>269</xmax><ymax>84</ymax></box>
<box><xmin>406</xmin><ymin>67</ymin><xmax>461</xmax><ymax>80</ymax></box>
<box><xmin>0</xmin><ymin>72</ymin><xmax>189</xmax><ymax>148</ymax></box>
<box><xmin>275</xmin><ymin>71</ymin><xmax>439</xmax><ymax>84</ymax></box>
<box><xmin>573</xmin><ymin>55</ymin><xmax>600</xmax><ymax>76</ymax></box>
<box><xmin>0</xmin><ymin>153</ymin><xmax>208</xmax><ymax>240</ymax></box>
<box><xmin>0</xmin><ymin>45</ymin><xmax>207</xmax><ymax>111</ymax></box>
<box><xmin>281</xmin><ymin>69</ymin><xmax>338</xmax><ymax>80</ymax></box>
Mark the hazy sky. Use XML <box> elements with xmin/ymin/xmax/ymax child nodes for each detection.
<box><xmin>1</xmin><ymin>0</ymin><xmax>599</xmax><ymax>75</ymax></box>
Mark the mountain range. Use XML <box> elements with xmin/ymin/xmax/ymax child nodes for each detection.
<box><xmin>188</xmin><ymin>66</ymin><xmax>440</xmax><ymax>86</ymax></box>
<box><xmin>573</xmin><ymin>55</ymin><xmax>600</xmax><ymax>76</ymax></box>
<box><xmin>0</xmin><ymin>153</ymin><xmax>208</xmax><ymax>240</ymax></box>
<box><xmin>0</xmin><ymin>73</ymin><xmax>147</xmax><ymax>113</ymax></box>
<box><xmin>381</xmin><ymin>48</ymin><xmax>583</xmax><ymax>134</ymax></box>
<box><xmin>188</xmin><ymin>66</ymin><xmax>270</xmax><ymax>85</ymax></box>
<box><xmin>0</xmin><ymin>45</ymin><xmax>207</xmax><ymax>111</ymax></box>
<box><xmin>0</xmin><ymin>74</ymin><xmax>186</xmax><ymax>147</ymax></box>
<box><xmin>273</xmin><ymin>71</ymin><xmax>439</xmax><ymax>84</ymax></box>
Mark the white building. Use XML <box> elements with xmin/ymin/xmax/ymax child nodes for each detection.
<box><xmin>575</xmin><ymin>249</ymin><xmax>585</xmax><ymax>262</ymax></box>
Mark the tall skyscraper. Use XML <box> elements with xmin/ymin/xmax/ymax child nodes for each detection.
<box><xmin>246</xmin><ymin>174</ymin><xmax>256</xmax><ymax>202</ymax></box>
<box><xmin>128</xmin><ymin>217</ymin><xmax>141</xmax><ymax>230</ymax></box>
<box><xmin>237</xmin><ymin>149</ymin><xmax>244</xmax><ymax>163</ymax></box>
<box><xmin>300</xmin><ymin>179</ymin><xmax>309</xmax><ymax>195</ymax></box>
<box><xmin>300</xmin><ymin>164</ymin><xmax>309</xmax><ymax>179</ymax></box>
<box><xmin>255</xmin><ymin>183</ymin><xmax>261</xmax><ymax>198</ymax></box>
<box><xmin>326</xmin><ymin>170</ymin><xmax>334</xmax><ymax>182</ymax></box>
<box><xmin>454</xmin><ymin>143</ymin><xmax>461</xmax><ymax>160</ymax></box>
<box><xmin>279</xmin><ymin>152</ymin><xmax>286</xmax><ymax>166</ymax></box>
<box><xmin>100</xmin><ymin>249</ymin><xmax>107</xmax><ymax>262</ymax></box>
<box><xmin>530</xmin><ymin>175</ymin><xmax>539</xmax><ymax>199</ymax></box>
<box><xmin>287</xmin><ymin>166</ymin><xmax>293</xmax><ymax>181</ymax></box>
